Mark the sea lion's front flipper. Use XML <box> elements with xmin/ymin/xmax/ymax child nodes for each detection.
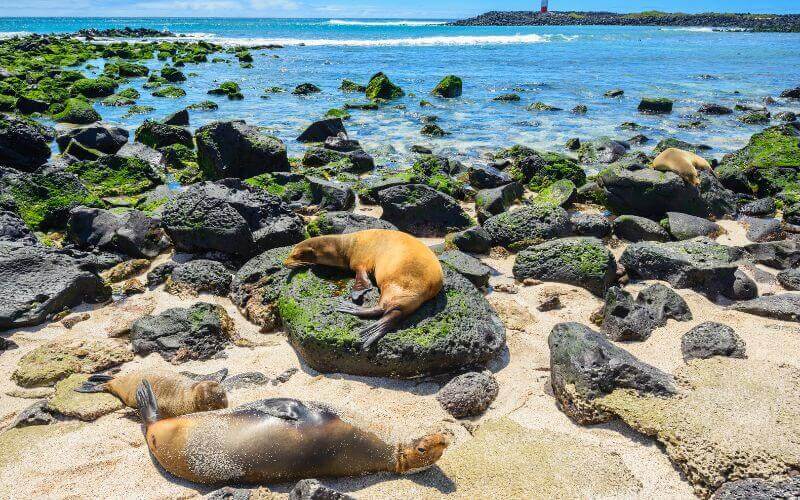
<box><xmin>136</xmin><ymin>380</ymin><xmax>160</xmax><ymax>427</ymax></box>
<box><xmin>359</xmin><ymin>310</ymin><xmax>403</xmax><ymax>351</ymax></box>
<box><xmin>351</xmin><ymin>268</ymin><xmax>374</xmax><ymax>304</ymax></box>
<box><xmin>243</xmin><ymin>398</ymin><xmax>306</xmax><ymax>421</ymax></box>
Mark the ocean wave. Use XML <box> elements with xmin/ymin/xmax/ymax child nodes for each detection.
<box><xmin>90</xmin><ymin>33</ymin><xmax>571</xmax><ymax>47</ymax></box>
<box><xmin>659</xmin><ymin>27</ymin><xmax>715</xmax><ymax>32</ymax></box>
<box><xmin>328</xmin><ymin>19</ymin><xmax>447</xmax><ymax>27</ymax></box>
<box><xmin>0</xmin><ymin>31</ymin><xmax>33</xmax><ymax>39</ymax></box>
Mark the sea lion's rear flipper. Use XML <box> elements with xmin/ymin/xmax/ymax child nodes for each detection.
<box><xmin>135</xmin><ymin>380</ymin><xmax>160</xmax><ymax>427</ymax></box>
<box><xmin>359</xmin><ymin>310</ymin><xmax>403</xmax><ymax>351</ymax></box>
<box><xmin>336</xmin><ymin>301</ymin><xmax>384</xmax><ymax>318</ymax></box>
<box><xmin>74</xmin><ymin>374</ymin><xmax>114</xmax><ymax>393</ymax></box>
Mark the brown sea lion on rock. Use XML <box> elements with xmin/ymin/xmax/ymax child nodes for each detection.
<box><xmin>284</xmin><ymin>229</ymin><xmax>444</xmax><ymax>350</ymax></box>
<box><xmin>136</xmin><ymin>381</ymin><xmax>449</xmax><ymax>484</ymax></box>
<box><xmin>75</xmin><ymin>369</ymin><xmax>228</xmax><ymax>418</ymax></box>
<box><xmin>652</xmin><ymin>147</ymin><xmax>716</xmax><ymax>186</ymax></box>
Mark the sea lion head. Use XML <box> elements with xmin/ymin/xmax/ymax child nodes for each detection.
<box><xmin>284</xmin><ymin>236</ymin><xmax>344</xmax><ymax>269</ymax></box>
<box><xmin>394</xmin><ymin>433</ymin><xmax>450</xmax><ymax>474</ymax></box>
<box><xmin>192</xmin><ymin>381</ymin><xmax>228</xmax><ymax>412</ymax></box>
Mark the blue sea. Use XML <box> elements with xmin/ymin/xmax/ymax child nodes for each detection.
<box><xmin>3</xmin><ymin>18</ymin><xmax>800</xmax><ymax>168</ymax></box>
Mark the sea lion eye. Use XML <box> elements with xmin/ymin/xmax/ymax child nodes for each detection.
<box><xmin>417</xmin><ymin>447</ymin><xmax>426</xmax><ymax>453</ymax></box>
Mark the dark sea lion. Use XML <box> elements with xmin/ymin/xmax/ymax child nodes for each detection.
<box><xmin>652</xmin><ymin>147</ymin><xmax>716</xmax><ymax>186</ymax></box>
<box><xmin>284</xmin><ymin>229</ymin><xmax>444</xmax><ymax>349</ymax></box>
<box><xmin>76</xmin><ymin>369</ymin><xmax>228</xmax><ymax>418</ymax></box>
<box><xmin>135</xmin><ymin>381</ymin><xmax>449</xmax><ymax>485</ymax></box>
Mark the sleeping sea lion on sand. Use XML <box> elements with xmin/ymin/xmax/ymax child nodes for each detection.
<box><xmin>652</xmin><ymin>147</ymin><xmax>716</xmax><ymax>186</ymax></box>
<box><xmin>136</xmin><ymin>381</ymin><xmax>449</xmax><ymax>484</ymax></box>
<box><xmin>284</xmin><ymin>229</ymin><xmax>444</xmax><ymax>350</ymax></box>
<box><xmin>76</xmin><ymin>369</ymin><xmax>228</xmax><ymax>418</ymax></box>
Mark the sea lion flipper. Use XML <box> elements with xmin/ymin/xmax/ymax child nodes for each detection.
<box><xmin>74</xmin><ymin>382</ymin><xmax>107</xmax><ymax>394</ymax></box>
<box><xmin>337</xmin><ymin>301</ymin><xmax>384</xmax><ymax>318</ymax></box>
<box><xmin>88</xmin><ymin>374</ymin><xmax>114</xmax><ymax>383</ymax></box>
<box><xmin>359</xmin><ymin>310</ymin><xmax>404</xmax><ymax>351</ymax></box>
<box><xmin>136</xmin><ymin>380</ymin><xmax>160</xmax><ymax>426</ymax></box>
<box><xmin>350</xmin><ymin>287</ymin><xmax>373</xmax><ymax>304</ymax></box>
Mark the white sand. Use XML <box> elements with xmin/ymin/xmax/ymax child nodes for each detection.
<box><xmin>0</xmin><ymin>218</ymin><xmax>798</xmax><ymax>499</ymax></box>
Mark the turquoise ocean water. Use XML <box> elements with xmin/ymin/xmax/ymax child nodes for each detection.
<box><xmin>2</xmin><ymin>17</ymin><xmax>800</xmax><ymax>167</ymax></box>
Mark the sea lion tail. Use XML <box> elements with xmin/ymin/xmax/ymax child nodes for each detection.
<box><xmin>136</xmin><ymin>380</ymin><xmax>160</xmax><ymax>427</ymax></box>
<box><xmin>74</xmin><ymin>374</ymin><xmax>114</xmax><ymax>393</ymax></box>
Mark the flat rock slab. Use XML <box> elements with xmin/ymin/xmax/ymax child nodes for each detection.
<box><xmin>47</xmin><ymin>374</ymin><xmax>123</xmax><ymax>421</ymax></box>
<box><xmin>12</xmin><ymin>338</ymin><xmax>133</xmax><ymax>388</ymax></box>
<box><xmin>729</xmin><ymin>294</ymin><xmax>800</xmax><ymax>322</ymax></box>
<box><xmin>597</xmin><ymin>358</ymin><xmax>800</xmax><ymax>497</ymax></box>
<box><xmin>620</xmin><ymin>237</ymin><xmax>745</xmax><ymax>299</ymax></box>
<box><xmin>418</xmin><ymin>418</ymin><xmax>641</xmax><ymax>498</ymax></box>
<box><xmin>278</xmin><ymin>266</ymin><xmax>505</xmax><ymax>378</ymax></box>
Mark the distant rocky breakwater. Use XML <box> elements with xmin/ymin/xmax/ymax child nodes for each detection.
<box><xmin>451</xmin><ymin>11</ymin><xmax>800</xmax><ymax>32</ymax></box>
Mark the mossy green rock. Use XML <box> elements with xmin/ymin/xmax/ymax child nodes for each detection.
<box><xmin>66</xmin><ymin>155</ymin><xmax>161</xmax><ymax>198</ymax></box>
<box><xmin>134</xmin><ymin>119</ymin><xmax>193</xmax><ymax>149</ymax></box>
<box><xmin>717</xmin><ymin>124</ymin><xmax>800</xmax><ymax>196</ymax></box>
<box><xmin>53</xmin><ymin>98</ymin><xmax>101</xmax><ymax>124</ymax></box>
<box><xmin>365</xmin><ymin>72</ymin><xmax>404</xmax><ymax>101</ymax></box>
<box><xmin>116</xmin><ymin>62</ymin><xmax>149</xmax><ymax>78</ymax></box>
<box><xmin>47</xmin><ymin>374</ymin><xmax>124</xmax><ymax>421</ymax></box>
<box><xmin>278</xmin><ymin>266</ymin><xmax>505</xmax><ymax>377</ymax></box>
<box><xmin>12</xmin><ymin>338</ymin><xmax>132</xmax><ymax>388</ymax></box>
<box><xmin>152</xmin><ymin>85</ymin><xmax>186</xmax><ymax>98</ymax></box>
<box><xmin>3</xmin><ymin>169</ymin><xmax>101</xmax><ymax>229</ymax></box>
<box><xmin>513</xmin><ymin>237</ymin><xmax>617</xmax><ymax>296</ymax></box>
<box><xmin>432</xmin><ymin>75</ymin><xmax>463</xmax><ymax>98</ymax></box>
<box><xmin>71</xmin><ymin>77</ymin><xmax>117</xmax><ymax>98</ymax></box>
<box><xmin>482</xmin><ymin>204</ymin><xmax>571</xmax><ymax>249</ymax></box>
<box><xmin>494</xmin><ymin>145</ymin><xmax>585</xmax><ymax>189</ymax></box>
<box><xmin>531</xmin><ymin>179</ymin><xmax>576</xmax><ymax>207</ymax></box>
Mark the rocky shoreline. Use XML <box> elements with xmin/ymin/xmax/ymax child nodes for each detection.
<box><xmin>450</xmin><ymin>10</ymin><xmax>800</xmax><ymax>32</ymax></box>
<box><xmin>0</xmin><ymin>30</ymin><xmax>799</xmax><ymax>499</ymax></box>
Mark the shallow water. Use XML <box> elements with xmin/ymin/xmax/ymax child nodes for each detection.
<box><xmin>3</xmin><ymin>18</ymin><xmax>800</xmax><ymax>165</ymax></box>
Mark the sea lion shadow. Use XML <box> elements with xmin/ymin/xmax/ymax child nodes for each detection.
<box><xmin>143</xmin><ymin>441</ymin><xmax>216</xmax><ymax>495</ymax></box>
<box><xmin>302</xmin><ymin>465</ymin><xmax>456</xmax><ymax>495</ymax></box>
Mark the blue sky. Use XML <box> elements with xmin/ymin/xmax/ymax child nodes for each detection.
<box><xmin>3</xmin><ymin>0</ymin><xmax>799</xmax><ymax>19</ymax></box>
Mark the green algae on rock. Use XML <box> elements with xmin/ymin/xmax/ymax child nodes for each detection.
<box><xmin>717</xmin><ymin>124</ymin><xmax>800</xmax><ymax>196</ymax></box>
<box><xmin>278</xmin><ymin>266</ymin><xmax>505</xmax><ymax>377</ymax></box>
<box><xmin>12</xmin><ymin>338</ymin><xmax>132</xmax><ymax>388</ymax></box>
<box><xmin>66</xmin><ymin>155</ymin><xmax>162</xmax><ymax>198</ymax></box>
<box><xmin>513</xmin><ymin>237</ymin><xmax>617</xmax><ymax>296</ymax></box>
<box><xmin>151</xmin><ymin>85</ymin><xmax>186</xmax><ymax>98</ymax></box>
<box><xmin>431</xmin><ymin>75</ymin><xmax>462</xmax><ymax>98</ymax></box>
<box><xmin>53</xmin><ymin>98</ymin><xmax>101</xmax><ymax>124</ymax></box>
<box><xmin>71</xmin><ymin>77</ymin><xmax>118</xmax><ymax>98</ymax></box>
<box><xmin>47</xmin><ymin>374</ymin><xmax>124</xmax><ymax>421</ymax></box>
<box><xmin>208</xmin><ymin>81</ymin><xmax>243</xmax><ymax>99</ymax></box>
<box><xmin>365</xmin><ymin>72</ymin><xmax>404</xmax><ymax>101</ymax></box>
<box><xmin>3</xmin><ymin>169</ymin><xmax>102</xmax><ymax>229</ymax></box>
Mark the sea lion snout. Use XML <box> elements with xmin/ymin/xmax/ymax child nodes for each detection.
<box><xmin>396</xmin><ymin>433</ymin><xmax>450</xmax><ymax>474</ymax></box>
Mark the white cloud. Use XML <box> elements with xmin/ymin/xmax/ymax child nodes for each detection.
<box><xmin>249</xmin><ymin>0</ymin><xmax>300</xmax><ymax>10</ymax></box>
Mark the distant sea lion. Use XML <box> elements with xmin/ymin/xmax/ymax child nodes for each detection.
<box><xmin>76</xmin><ymin>369</ymin><xmax>228</xmax><ymax>418</ymax></box>
<box><xmin>652</xmin><ymin>147</ymin><xmax>716</xmax><ymax>186</ymax></box>
<box><xmin>135</xmin><ymin>381</ymin><xmax>449</xmax><ymax>484</ymax></box>
<box><xmin>284</xmin><ymin>229</ymin><xmax>444</xmax><ymax>349</ymax></box>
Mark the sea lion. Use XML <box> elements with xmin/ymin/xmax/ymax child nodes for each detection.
<box><xmin>75</xmin><ymin>369</ymin><xmax>228</xmax><ymax>418</ymax></box>
<box><xmin>652</xmin><ymin>147</ymin><xmax>716</xmax><ymax>186</ymax></box>
<box><xmin>135</xmin><ymin>381</ymin><xmax>449</xmax><ymax>484</ymax></box>
<box><xmin>284</xmin><ymin>229</ymin><xmax>444</xmax><ymax>350</ymax></box>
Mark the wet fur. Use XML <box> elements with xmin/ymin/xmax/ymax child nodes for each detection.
<box><xmin>652</xmin><ymin>147</ymin><xmax>716</xmax><ymax>186</ymax></box>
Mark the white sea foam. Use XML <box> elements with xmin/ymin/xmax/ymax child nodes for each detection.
<box><xmin>328</xmin><ymin>19</ymin><xmax>447</xmax><ymax>27</ymax></box>
<box><xmin>0</xmin><ymin>31</ymin><xmax>33</xmax><ymax>39</ymax></box>
<box><xmin>659</xmin><ymin>27</ymin><xmax>716</xmax><ymax>32</ymax></box>
<box><xmin>90</xmin><ymin>32</ymin><xmax>571</xmax><ymax>47</ymax></box>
